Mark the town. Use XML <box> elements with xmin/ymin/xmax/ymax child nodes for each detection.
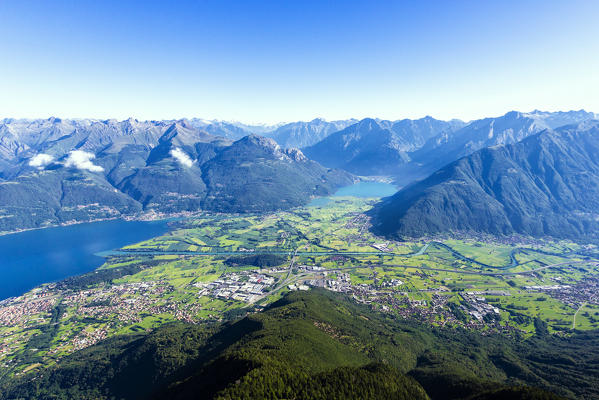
<box><xmin>1</xmin><ymin>197</ymin><xmax>598</xmax><ymax>380</ymax></box>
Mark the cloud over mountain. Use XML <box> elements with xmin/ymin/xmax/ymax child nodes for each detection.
<box><xmin>28</xmin><ymin>153</ymin><xmax>54</xmax><ymax>168</ymax></box>
<box><xmin>169</xmin><ymin>147</ymin><xmax>194</xmax><ymax>167</ymax></box>
<box><xmin>64</xmin><ymin>150</ymin><xmax>104</xmax><ymax>172</ymax></box>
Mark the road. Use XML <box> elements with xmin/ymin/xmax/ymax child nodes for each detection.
<box><xmin>572</xmin><ymin>302</ymin><xmax>587</xmax><ymax>329</ymax></box>
<box><xmin>102</xmin><ymin>241</ymin><xmax>593</xmax><ymax>273</ymax></box>
<box><xmin>319</xmin><ymin>260</ymin><xmax>593</xmax><ymax>277</ymax></box>
<box><xmin>251</xmin><ymin>247</ymin><xmax>300</xmax><ymax>303</ymax></box>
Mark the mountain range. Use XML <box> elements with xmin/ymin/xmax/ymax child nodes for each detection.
<box><xmin>0</xmin><ymin>119</ymin><xmax>353</xmax><ymax>232</ymax></box>
<box><xmin>409</xmin><ymin>110</ymin><xmax>598</xmax><ymax>183</ymax></box>
<box><xmin>2</xmin><ymin>110</ymin><xmax>598</xmax><ymax>240</ymax></box>
<box><xmin>0</xmin><ymin>117</ymin><xmax>356</xmax><ymax>176</ymax></box>
<box><xmin>371</xmin><ymin>121</ymin><xmax>599</xmax><ymax>241</ymax></box>
<box><xmin>186</xmin><ymin>118</ymin><xmax>358</xmax><ymax>148</ymax></box>
<box><xmin>304</xmin><ymin>110</ymin><xmax>597</xmax><ymax>186</ymax></box>
<box><xmin>303</xmin><ymin>116</ymin><xmax>464</xmax><ymax>176</ymax></box>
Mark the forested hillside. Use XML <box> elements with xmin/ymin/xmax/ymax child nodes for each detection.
<box><xmin>371</xmin><ymin>121</ymin><xmax>599</xmax><ymax>241</ymax></box>
<box><xmin>0</xmin><ymin>121</ymin><xmax>353</xmax><ymax>232</ymax></box>
<box><xmin>3</xmin><ymin>289</ymin><xmax>594</xmax><ymax>399</ymax></box>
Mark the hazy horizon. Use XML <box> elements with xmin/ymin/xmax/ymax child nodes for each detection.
<box><xmin>1</xmin><ymin>108</ymin><xmax>596</xmax><ymax>127</ymax></box>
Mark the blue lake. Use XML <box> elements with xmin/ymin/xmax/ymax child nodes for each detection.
<box><xmin>0</xmin><ymin>220</ymin><xmax>168</xmax><ymax>300</ymax></box>
<box><xmin>308</xmin><ymin>181</ymin><xmax>397</xmax><ymax>207</ymax></box>
<box><xmin>0</xmin><ymin>181</ymin><xmax>397</xmax><ymax>300</ymax></box>
<box><xmin>333</xmin><ymin>181</ymin><xmax>398</xmax><ymax>197</ymax></box>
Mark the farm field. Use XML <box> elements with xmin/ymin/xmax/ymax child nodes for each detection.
<box><xmin>1</xmin><ymin>196</ymin><xmax>598</xmax><ymax>380</ymax></box>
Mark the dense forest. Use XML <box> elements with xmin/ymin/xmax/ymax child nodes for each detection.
<box><xmin>1</xmin><ymin>289</ymin><xmax>596</xmax><ymax>399</ymax></box>
<box><xmin>224</xmin><ymin>254</ymin><xmax>287</xmax><ymax>268</ymax></box>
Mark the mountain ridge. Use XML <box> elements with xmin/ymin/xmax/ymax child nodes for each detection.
<box><xmin>0</xmin><ymin>127</ymin><xmax>353</xmax><ymax>232</ymax></box>
<box><xmin>371</xmin><ymin>120</ymin><xmax>599</xmax><ymax>241</ymax></box>
<box><xmin>303</xmin><ymin>116</ymin><xmax>462</xmax><ymax>176</ymax></box>
<box><xmin>303</xmin><ymin>110</ymin><xmax>596</xmax><ymax>186</ymax></box>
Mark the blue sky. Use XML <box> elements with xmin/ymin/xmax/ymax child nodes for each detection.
<box><xmin>1</xmin><ymin>0</ymin><xmax>597</xmax><ymax>123</ymax></box>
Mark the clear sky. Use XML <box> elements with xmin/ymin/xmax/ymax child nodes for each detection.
<box><xmin>1</xmin><ymin>0</ymin><xmax>597</xmax><ymax>123</ymax></box>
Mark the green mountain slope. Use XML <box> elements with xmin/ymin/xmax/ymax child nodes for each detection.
<box><xmin>3</xmin><ymin>289</ymin><xmax>588</xmax><ymax>400</ymax></box>
<box><xmin>0</xmin><ymin>128</ymin><xmax>352</xmax><ymax>232</ymax></box>
<box><xmin>371</xmin><ymin>121</ymin><xmax>599</xmax><ymax>241</ymax></box>
<box><xmin>0</xmin><ymin>168</ymin><xmax>142</xmax><ymax>231</ymax></box>
<box><xmin>201</xmin><ymin>135</ymin><xmax>353</xmax><ymax>212</ymax></box>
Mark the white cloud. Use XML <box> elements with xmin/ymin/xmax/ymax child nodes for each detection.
<box><xmin>64</xmin><ymin>150</ymin><xmax>104</xmax><ymax>172</ymax></box>
<box><xmin>169</xmin><ymin>147</ymin><xmax>194</xmax><ymax>167</ymax></box>
<box><xmin>28</xmin><ymin>153</ymin><xmax>54</xmax><ymax>168</ymax></box>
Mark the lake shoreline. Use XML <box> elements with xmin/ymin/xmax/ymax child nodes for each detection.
<box><xmin>0</xmin><ymin>210</ymin><xmax>178</xmax><ymax>237</ymax></box>
<box><xmin>0</xmin><ymin>180</ymin><xmax>398</xmax><ymax>237</ymax></box>
<box><xmin>0</xmin><ymin>216</ymin><xmax>122</xmax><ymax>237</ymax></box>
<box><xmin>0</xmin><ymin>219</ymin><xmax>170</xmax><ymax>300</ymax></box>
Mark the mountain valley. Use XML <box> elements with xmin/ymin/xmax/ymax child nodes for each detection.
<box><xmin>2</xmin><ymin>110</ymin><xmax>599</xmax><ymax>399</ymax></box>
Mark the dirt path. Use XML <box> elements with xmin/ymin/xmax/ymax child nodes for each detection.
<box><xmin>572</xmin><ymin>302</ymin><xmax>587</xmax><ymax>329</ymax></box>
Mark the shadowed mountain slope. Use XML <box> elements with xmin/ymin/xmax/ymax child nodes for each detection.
<box><xmin>303</xmin><ymin>111</ymin><xmax>596</xmax><ymax>187</ymax></box>
<box><xmin>371</xmin><ymin>121</ymin><xmax>599</xmax><ymax>240</ymax></box>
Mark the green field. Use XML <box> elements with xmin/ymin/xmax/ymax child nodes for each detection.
<box><xmin>1</xmin><ymin>196</ymin><xmax>598</xmax><ymax>380</ymax></box>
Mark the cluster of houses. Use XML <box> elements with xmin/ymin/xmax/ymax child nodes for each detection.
<box><xmin>532</xmin><ymin>273</ymin><xmax>599</xmax><ymax>309</ymax></box>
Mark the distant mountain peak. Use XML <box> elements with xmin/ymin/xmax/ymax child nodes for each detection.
<box><xmin>284</xmin><ymin>148</ymin><xmax>307</xmax><ymax>162</ymax></box>
<box><xmin>523</xmin><ymin>109</ymin><xmax>597</xmax><ymax>129</ymax></box>
<box><xmin>503</xmin><ymin>110</ymin><xmax>525</xmax><ymax>119</ymax></box>
<box><xmin>231</xmin><ymin>134</ymin><xmax>289</xmax><ymax>159</ymax></box>
<box><xmin>303</xmin><ymin>116</ymin><xmax>465</xmax><ymax>176</ymax></box>
<box><xmin>160</xmin><ymin>123</ymin><xmax>185</xmax><ymax>142</ymax></box>
<box><xmin>238</xmin><ymin>134</ymin><xmax>281</xmax><ymax>149</ymax></box>
<box><xmin>356</xmin><ymin>118</ymin><xmax>382</xmax><ymax>130</ymax></box>
<box><xmin>158</xmin><ymin>122</ymin><xmax>214</xmax><ymax>146</ymax></box>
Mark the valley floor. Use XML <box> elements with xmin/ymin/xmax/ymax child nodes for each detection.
<box><xmin>1</xmin><ymin>196</ymin><xmax>598</xmax><ymax>381</ymax></box>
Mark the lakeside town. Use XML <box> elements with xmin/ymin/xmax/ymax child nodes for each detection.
<box><xmin>2</xmin><ymin>197</ymin><xmax>598</xmax><ymax>379</ymax></box>
<box><xmin>3</xmin><ymin>255</ymin><xmax>599</xmax><ymax>357</ymax></box>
